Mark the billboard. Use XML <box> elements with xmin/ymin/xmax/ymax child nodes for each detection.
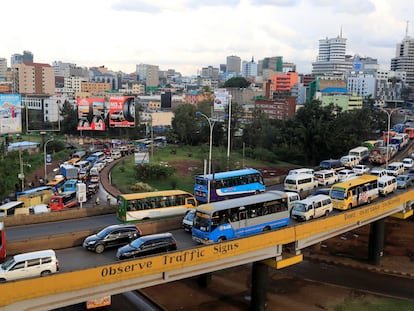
<box><xmin>0</xmin><ymin>94</ymin><xmax>22</xmax><ymax>134</ymax></box>
<box><xmin>109</xmin><ymin>96</ymin><xmax>135</xmax><ymax>128</ymax></box>
<box><xmin>77</xmin><ymin>98</ymin><xmax>106</xmax><ymax>131</ymax></box>
<box><xmin>213</xmin><ymin>89</ymin><xmax>229</xmax><ymax>112</ymax></box>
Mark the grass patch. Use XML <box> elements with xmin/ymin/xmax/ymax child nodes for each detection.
<box><xmin>334</xmin><ymin>295</ymin><xmax>414</xmax><ymax>311</ymax></box>
<box><xmin>110</xmin><ymin>145</ymin><xmax>290</xmax><ymax>194</ymax></box>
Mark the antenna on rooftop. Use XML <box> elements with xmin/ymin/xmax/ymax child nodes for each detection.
<box><xmin>406</xmin><ymin>20</ymin><xmax>409</xmax><ymax>38</ymax></box>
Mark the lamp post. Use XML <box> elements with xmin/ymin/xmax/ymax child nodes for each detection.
<box><xmin>227</xmin><ymin>95</ymin><xmax>232</xmax><ymax>171</ymax></box>
<box><xmin>382</xmin><ymin>109</ymin><xmax>394</xmax><ymax>168</ymax></box>
<box><xmin>44</xmin><ymin>138</ymin><xmax>54</xmax><ymax>183</ymax></box>
<box><xmin>196</xmin><ymin>111</ymin><xmax>215</xmax><ymax>203</ymax></box>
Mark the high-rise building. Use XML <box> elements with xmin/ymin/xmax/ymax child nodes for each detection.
<box><xmin>226</xmin><ymin>55</ymin><xmax>241</xmax><ymax>75</ymax></box>
<box><xmin>391</xmin><ymin>35</ymin><xmax>414</xmax><ymax>88</ymax></box>
<box><xmin>259</xmin><ymin>56</ymin><xmax>283</xmax><ymax>75</ymax></box>
<box><xmin>312</xmin><ymin>33</ymin><xmax>353</xmax><ymax>77</ymax></box>
<box><xmin>136</xmin><ymin>64</ymin><xmax>159</xmax><ymax>87</ymax></box>
<box><xmin>12</xmin><ymin>62</ymin><xmax>55</xmax><ymax>95</ymax></box>
<box><xmin>242</xmin><ymin>57</ymin><xmax>258</xmax><ymax>78</ymax></box>
<box><xmin>0</xmin><ymin>58</ymin><xmax>7</xmax><ymax>81</ymax></box>
<box><xmin>11</xmin><ymin>50</ymin><xmax>33</xmax><ymax>65</ymax></box>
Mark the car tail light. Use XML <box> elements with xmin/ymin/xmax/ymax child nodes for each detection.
<box><xmin>56</xmin><ymin>259</ymin><xmax>60</xmax><ymax>271</ymax></box>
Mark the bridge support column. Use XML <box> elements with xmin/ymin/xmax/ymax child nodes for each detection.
<box><xmin>197</xmin><ymin>272</ymin><xmax>212</xmax><ymax>288</ymax></box>
<box><xmin>250</xmin><ymin>261</ymin><xmax>268</xmax><ymax>311</ymax></box>
<box><xmin>368</xmin><ymin>219</ymin><xmax>385</xmax><ymax>265</ymax></box>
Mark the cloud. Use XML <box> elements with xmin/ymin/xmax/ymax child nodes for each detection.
<box><xmin>111</xmin><ymin>0</ymin><xmax>162</xmax><ymax>13</ymax></box>
<box><xmin>250</xmin><ymin>0</ymin><xmax>300</xmax><ymax>6</ymax></box>
<box><xmin>310</xmin><ymin>0</ymin><xmax>376</xmax><ymax>14</ymax></box>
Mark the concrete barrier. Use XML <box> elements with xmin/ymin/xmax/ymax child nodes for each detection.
<box><xmin>7</xmin><ymin>215</ymin><xmax>183</xmax><ymax>255</ymax></box>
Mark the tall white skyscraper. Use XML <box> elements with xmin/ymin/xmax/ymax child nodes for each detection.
<box><xmin>391</xmin><ymin>35</ymin><xmax>414</xmax><ymax>87</ymax></box>
<box><xmin>242</xmin><ymin>57</ymin><xmax>258</xmax><ymax>78</ymax></box>
<box><xmin>312</xmin><ymin>32</ymin><xmax>352</xmax><ymax>77</ymax></box>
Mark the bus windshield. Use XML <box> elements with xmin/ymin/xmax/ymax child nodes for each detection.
<box><xmin>330</xmin><ymin>188</ymin><xmax>346</xmax><ymax>200</ymax></box>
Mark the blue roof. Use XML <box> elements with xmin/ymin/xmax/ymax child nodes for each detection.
<box><xmin>320</xmin><ymin>87</ymin><xmax>348</xmax><ymax>93</ymax></box>
<box><xmin>8</xmin><ymin>141</ymin><xmax>39</xmax><ymax>151</ymax></box>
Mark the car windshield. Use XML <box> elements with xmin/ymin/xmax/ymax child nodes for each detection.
<box><xmin>130</xmin><ymin>238</ymin><xmax>144</xmax><ymax>249</ymax></box>
<box><xmin>397</xmin><ymin>176</ymin><xmax>408</xmax><ymax>181</ymax></box>
<box><xmin>1</xmin><ymin>257</ymin><xmax>15</xmax><ymax>270</ymax></box>
<box><xmin>184</xmin><ymin>211</ymin><xmax>195</xmax><ymax>221</ymax></box>
<box><xmin>293</xmin><ymin>203</ymin><xmax>307</xmax><ymax>212</ymax></box>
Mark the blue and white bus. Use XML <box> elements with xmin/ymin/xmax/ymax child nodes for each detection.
<box><xmin>194</xmin><ymin>168</ymin><xmax>265</xmax><ymax>203</ymax></box>
<box><xmin>192</xmin><ymin>190</ymin><xmax>289</xmax><ymax>244</ymax></box>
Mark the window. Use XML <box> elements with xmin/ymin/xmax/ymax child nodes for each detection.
<box><xmin>27</xmin><ymin>258</ymin><xmax>40</xmax><ymax>267</ymax></box>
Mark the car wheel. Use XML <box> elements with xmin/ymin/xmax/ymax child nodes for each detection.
<box><xmin>217</xmin><ymin>237</ymin><xmax>226</xmax><ymax>242</ymax></box>
<box><xmin>95</xmin><ymin>244</ymin><xmax>105</xmax><ymax>254</ymax></box>
<box><xmin>41</xmin><ymin>270</ymin><xmax>51</xmax><ymax>277</ymax></box>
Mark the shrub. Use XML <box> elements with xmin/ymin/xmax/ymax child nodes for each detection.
<box><xmin>130</xmin><ymin>182</ymin><xmax>154</xmax><ymax>192</ymax></box>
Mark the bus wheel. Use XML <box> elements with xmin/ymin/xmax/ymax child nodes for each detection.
<box><xmin>263</xmin><ymin>226</ymin><xmax>270</xmax><ymax>232</ymax></box>
<box><xmin>218</xmin><ymin>237</ymin><xmax>226</xmax><ymax>242</ymax></box>
<box><xmin>348</xmin><ymin>204</ymin><xmax>352</xmax><ymax>210</ymax></box>
<box><xmin>95</xmin><ymin>244</ymin><xmax>105</xmax><ymax>254</ymax></box>
<box><xmin>325</xmin><ymin>210</ymin><xmax>329</xmax><ymax>216</ymax></box>
<box><xmin>367</xmin><ymin>197</ymin><xmax>371</xmax><ymax>204</ymax></box>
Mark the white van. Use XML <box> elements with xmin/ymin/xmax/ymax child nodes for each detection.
<box><xmin>291</xmin><ymin>194</ymin><xmax>333</xmax><ymax>221</ymax></box>
<box><xmin>313</xmin><ymin>170</ymin><xmax>338</xmax><ymax>186</ymax></box>
<box><xmin>378</xmin><ymin>175</ymin><xmax>397</xmax><ymax>196</ymax></box>
<box><xmin>349</xmin><ymin>146</ymin><xmax>370</xmax><ymax>162</ymax></box>
<box><xmin>288</xmin><ymin>168</ymin><xmax>315</xmax><ymax>176</ymax></box>
<box><xmin>284</xmin><ymin>173</ymin><xmax>318</xmax><ymax>193</ymax></box>
<box><xmin>370</xmin><ymin>168</ymin><xmax>387</xmax><ymax>178</ymax></box>
<box><xmin>385</xmin><ymin>162</ymin><xmax>405</xmax><ymax>176</ymax></box>
<box><xmin>0</xmin><ymin>249</ymin><xmax>59</xmax><ymax>282</ymax></box>
<box><xmin>111</xmin><ymin>149</ymin><xmax>121</xmax><ymax>159</ymax></box>
<box><xmin>340</xmin><ymin>155</ymin><xmax>360</xmax><ymax>168</ymax></box>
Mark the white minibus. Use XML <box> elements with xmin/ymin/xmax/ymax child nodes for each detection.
<box><xmin>291</xmin><ymin>194</ymin><xmax>333</xmax><ymax>221</ymax></box>
<box><xmin>284</xmin><ymin>173</ymin><xmax>318</xmax><ymax>193</ymax></box>
<box><xmin>378</xmin><ymin>176</ymin><xmax>397</xmax><ymax>196</ymax></box>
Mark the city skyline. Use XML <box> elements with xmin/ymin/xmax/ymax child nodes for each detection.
<box><xmin>2</xmin><ymin>0</ymin><xmax>413</xmax><ymax>76</ymax></box>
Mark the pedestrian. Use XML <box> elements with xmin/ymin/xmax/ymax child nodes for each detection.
<box><xmin>106</xmin><ymin>194</ymin><xmax>111</xmax><ymax>206</ymax></box>
<box><xmin>95</xmin><ymin>197</ymin><xmax>100</xmax><ymax>205</ymax></box>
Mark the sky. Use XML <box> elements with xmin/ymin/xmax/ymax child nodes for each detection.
<box><xmin>2</xmin><ymin>0</ymin><xmax>413</xmax><ymax>76</ymax></box>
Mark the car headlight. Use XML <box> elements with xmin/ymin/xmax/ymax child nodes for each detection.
<box><xmin>87</xmin><ymin>240</ymin><xmax>97</xmax><ymax>245</ymax></box>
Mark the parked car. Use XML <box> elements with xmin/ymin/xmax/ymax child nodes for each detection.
<box><xmin>396</xmin><ymin>175</ymin><xmax>412</xmax><ymax>189</ymax></box>
<box><xmin>83</xmin><ymin>224</ymin><xmax>142</xmax><ymax>254</ymax></box>
<box><xmin>352</xmin><ymin>164</ymin><xmax>370</xmax><ymax>175</ymax></box>
<box><xmin>182</xmin><ymin>210</ymin><xmax>195</xmax><ymax>232</ymax></box>
<box><xmin>116</xmin><ymin>233</ymin><xmax>177</xmax><ymax>260</ymax></box>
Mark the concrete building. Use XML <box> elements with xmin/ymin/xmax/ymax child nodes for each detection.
<box><xmin>269</xmin><ymin>71</ymin><xmax>299</xmax><ymax>92</ymax></box>
<box><xmin>12</xmin><ymin>62</ymin><xmax>55</xmax><ymax>96</ymax></box>
<box><xmin>11</xmin><ymin>50</ymin><xmax>33</xmax><ymax>65</ymax></box>
<box><xmin>136</xmin><ymin>64</ymin><xmax>159</xmax><ymax>88</ymax></box>
<box><xmin>258</xmin><ymin>56</ymin><xmax>283</xmax><ymax>75</ymax></box>
<box><xmin>81</xmin><ymin>81</ymin><xmax>111</xmax><ymax>95</ymax></box>
<box><xmin>226</xmin><ymin>55</ymin><xmax>241</xmax><ymax>75</ymax></box>
<box><xmin>242</xmin><ymin>57</ymin><xmax>258</xmax><ymax>78</ymax></box>
<box><xmin>316</xmin><ymin>88</ymin><xmax>363</xmax><ymax>110</ymax></box>
<box><xmin>312</xmin><ymin>34</ymin><xmax>353</xmax><ymax>77</ymax></box>
<box><xmin>347</xmin><ymin>73</ymin><xmax>376</xmax><ymax>99</ymax></box>
<box><xmin>391</xmin><ymin>35</ymin><xmax>414</xmax><ymax>95</ymax></box>
<box><xmin>0</xmin><ymin>58</ymin><xmax>7</xmax><ymax>81</ymax></box>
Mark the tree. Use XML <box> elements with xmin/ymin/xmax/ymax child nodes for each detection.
<box><xmin>60</xmin><ymin>100</ymin><xmax>78</xmax><ymax>135</ymax></box>
<box><xmin>223</xmin><ymin>77</ymin><xmax>250</xmax><ymax>88</ymax></box>
<box><xmin>171</xmin><ymin>104</ymin><xmax>200</xmax><ymax>145</ymax></box>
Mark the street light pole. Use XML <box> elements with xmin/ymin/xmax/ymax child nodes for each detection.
<box><xmin>44</xmin><ymin>138</ymin><xmax>54</xmax><ymax>183</ymax></box>
<box><xmin>227</xmin><ymin>95</ymin><xmax>232</xmax><ymax>171</ymax></box>
<box><xmin>382</xmin><ymin>109</ymin><xmax>394</xmax><ymax>168</ymax></box>
<box><xmin>196</xmin><ymin>111</ymin><xmax>215</xmax><ymax>203</ymax></box>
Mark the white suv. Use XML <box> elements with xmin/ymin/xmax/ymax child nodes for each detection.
<box><xmin>0</xmin><ymin>249</ymin><xmax>59</xmax><ymax>282</ymax></box>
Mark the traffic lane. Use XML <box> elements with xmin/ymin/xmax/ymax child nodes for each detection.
<box><xmin>283</xmin><ymin>260</ymin><xmax>414</xmax><ymax>300</ymax></box>
<box><xmin>6</xmin><ymin>214</ymin><xmax>121</xmax><ymax>241</ymax></box>
<box><xmin>56</xmin><ymin>229</ymin><xmax>199</xmax><ymax>272</ymax></box>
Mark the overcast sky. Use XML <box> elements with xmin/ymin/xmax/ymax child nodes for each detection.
<box><xmin>2</xmin><ymin>0</ymin><xmax>412</xmax><ymax>76</ymax></box>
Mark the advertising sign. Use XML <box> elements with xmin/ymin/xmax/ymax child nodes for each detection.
<box><xmin>0</xmin><ymin>94</ymin><xmax>22</xmax><ymax>134</ymax></box>
<box><xmin>109</xmin><ymin>96</ymin><xmax>135</xmax><ymax>128</ymax></box>
<box><xmin>213</xmin><ymin>89</ymin><xmax>229</xmax><ymax>112</ymax></box>
<box><xmin>77</xmin><ymin>98</ymin><xmax>106</xmax><ymax>131</ymax></box>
